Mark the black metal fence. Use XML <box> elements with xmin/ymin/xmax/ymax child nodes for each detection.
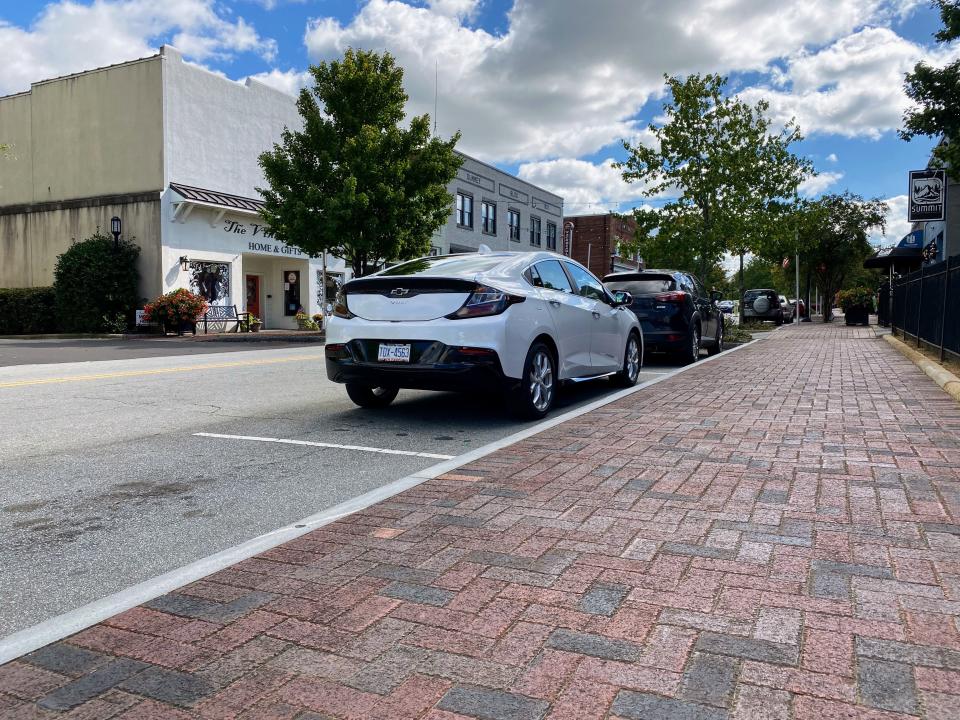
<box><xmin>892</xmin><ymin>252</ymin><xmax>960</xmax><ymax>361</ymax></box>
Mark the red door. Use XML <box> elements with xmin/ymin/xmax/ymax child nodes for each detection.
<box><xmin>245</xmin><ymin>275</ymin><xmax>261</xmax><ymax>320</ymax></box>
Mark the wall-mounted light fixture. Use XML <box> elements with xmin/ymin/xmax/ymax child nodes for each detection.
<box><xmin>110</xmin><ymin>216</ymin><xmax>121</xmax><ymax>250</ymax></box>
<box><xmin>179</xmin><ymin>256</ymin><xmax>190</xmax><ymax>271</ymax></box>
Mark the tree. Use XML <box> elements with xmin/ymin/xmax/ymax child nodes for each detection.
<box><xmin>54</xmin><ymin>230</ymin><xmax>140</xmax><ymax>332</ymax></box>
<box><xmin>258</xmin><ymin>49</ymin><xmax>462</xmax><ymax>277</ymax></box>
<box><xmin>794</xmin><ymin>193</ymin><xmax>887</xmax><ymax>322</ymax></box>
<box><xmin>618</xmin><ymin>74</ymin><xmax>812</xmax><ymax>287</ymax></box>
<box><xmin>734</xmin><ymin>256</ymin><xmax>792</xmax><ymax>296</ymax></box>
<box><xmin>901</xmin><ymin>1</ymin><xmax>960</xmax><ymax>170</ymax></box>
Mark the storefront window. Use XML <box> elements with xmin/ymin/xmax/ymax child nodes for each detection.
<box><xmin>190</xmin><ymin>262</ymin><xmax>230</xmax><ymax>304</ymax></box>
<box><xmin>284</xmin><ymin>270</ymin><xmax>301</xmax><ymax>316</ymax></box>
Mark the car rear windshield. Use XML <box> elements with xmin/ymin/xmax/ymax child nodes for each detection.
<box><xmin>743</xmin><ymin>290</ymin><xmax>775</xmax><ymax>300</ymax></box>
<box><xmin>378</xmin><ymin>255</ymin><xmax>506</xmax><ymax>277</ymax></box>
<box><xmin>605</xmin><ymin>275</ymin><xmax>676</xmax><ymax>294</ymax></box>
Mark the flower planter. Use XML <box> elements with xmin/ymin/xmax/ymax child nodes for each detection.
<box><xmin>844</xmin><ymin>305</ymin><xmax>870</xmax><ymax>326</ymax></box>
<box><xmin>250</xmin><ymin>322</ymin><xmax>262</xmax><ymax>333</ymax></box>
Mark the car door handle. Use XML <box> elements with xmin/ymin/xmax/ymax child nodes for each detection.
<box><xmin>549</xmin><ymin>299</ymin><xmax>561</xmax><ymax>307</ymax></box>
<box><xmin>592</xmin><ymin>311</ymin><xmax>601</xmax><ymax>318</ymax></box>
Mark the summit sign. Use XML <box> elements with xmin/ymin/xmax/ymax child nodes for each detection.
<box><xmin>908</xmin><ymin>169</ymin><xmax>946</xmax><ymax>223</ymax></box>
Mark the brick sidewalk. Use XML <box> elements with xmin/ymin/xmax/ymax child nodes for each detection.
<box><xmin>3</xmin><ymin>324</ymin><xmax>959</xmax><ymax>719</ymax></box>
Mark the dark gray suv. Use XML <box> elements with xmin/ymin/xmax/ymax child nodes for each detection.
<box><xmin>742</xmin><ymin>289</ymin><xmax>784</xmax><ymax>324</ymax></box>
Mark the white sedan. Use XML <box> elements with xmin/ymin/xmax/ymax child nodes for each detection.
<box><xmin>325</xmin><ymin>251</ymin><xmax>643</xmax><ymax>418</ymax></box>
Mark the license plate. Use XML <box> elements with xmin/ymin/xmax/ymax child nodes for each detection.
<box><xmin>377</xmin><ymin>343</ymin><xmax>411</xmax><ymax>362</ymax></box>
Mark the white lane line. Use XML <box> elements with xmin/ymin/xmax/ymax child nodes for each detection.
<box><xmin>193</xmin><ymin>432</ymin><xmax>455</xmax><ymax>460</ymax></box>
<box><xmin>0</xmin><ymin>340</ymin><xmax>757</xmax><ymax>664</ymax></box>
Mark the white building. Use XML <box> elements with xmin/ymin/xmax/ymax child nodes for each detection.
<box><xmin>0</xmin><ymin>46</ymin><xmax>563</xmax><ymax>329</ymax></box>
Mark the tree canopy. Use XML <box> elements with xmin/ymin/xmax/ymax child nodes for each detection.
<box><xmin>901</xmin><ymin>1</ymin><xmax>960</xmax><ymax>170</ymax></box>
<box><xmin>617</xmin><ymin>74</ymin><xmax>812</xmax><ymax>283</ymax></box>
<box><xmin>258</xmin><ymin>49</ymin><xmax>462</xmax><ymax>276</ymax></box>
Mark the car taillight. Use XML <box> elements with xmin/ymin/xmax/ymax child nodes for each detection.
<box><xmin>654</xmin><ymin>291</ymin><xmax>687</xmax><ymax>302</ymax></box>
<box><xmin>333</xmin><ymin>288</ymin><xmax>354</xmax><ymax>319</ymax></box>
<box><xmin>446</xmin><ymin>284</ymin><xmax>524</xmax><ymax>319</ymax></box>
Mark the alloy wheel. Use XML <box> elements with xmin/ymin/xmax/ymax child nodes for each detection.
<box><xmin>626</xmin><ymin>336</ymin><xmax>640</xmax><ymax>382</ymax></box>
<box><xmin>529</xmin><ymin>350</ymin><xmax>554</xmax><ymax>412</ymax></box>
<box><xmin>691</xmin><ymin>327</ymin><xmax>700</xmax><ymax>362</ymax></box>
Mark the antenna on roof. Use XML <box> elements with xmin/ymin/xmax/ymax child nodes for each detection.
<box><xmin>433</xmin><ymin>59</ymin><xmax>438</xmax><ymax>137</ymax></box>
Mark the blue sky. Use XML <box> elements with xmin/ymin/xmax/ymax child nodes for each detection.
<box><xmin>1</xmin><ymin>0</ymin><xmax>954</xmax><ymax>244</ymax></box>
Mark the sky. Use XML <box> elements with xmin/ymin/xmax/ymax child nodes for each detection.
<box><xmin>1</xmin><ymin>0</ymin><xmax>956</xmax><ymax>248</ymax></box>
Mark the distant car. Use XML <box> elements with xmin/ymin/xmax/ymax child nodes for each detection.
<box><xmin>603</xmin><ymin>269</ymin><xmax>724</xmax><ymax>364</ymax></box>
<box><xmin>742</xmin><ymin>289</ymin><xmax>784</xmax><ymax>324</ymax></box>
<box><xmin>326</xmin><ymin>251</ymin><xmax>643</xmax><ymax>419</ymax></box>
<box><xmin>717</xmin><ymin>300</ymin><xmax>736</xmax><ymax>314</ymax></box>
<box><xmin>779</xmin><ymin>295</ymin><xmax>795</xmax><ymax>323</ymax></box>
<box><xmin>789</xmin><ymin>298</ymin><xmax>806</xmax><ymax>318</ymax></box>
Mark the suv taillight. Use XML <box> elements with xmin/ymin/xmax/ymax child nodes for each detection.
<box><xmin>446</xmin><ymin>284</ymin><xmax>524</xmax><ymax>319</ymax></box>
<box><xmin>654</xmin><ymin>291</ymin><xmax>687</xmax><ymax>302</ymax></box>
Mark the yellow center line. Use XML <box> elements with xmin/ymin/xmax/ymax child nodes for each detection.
<box><xmin>0</xmin><ymin>354</ymin><xmax>325</xmax><ymax>389</ymax></box>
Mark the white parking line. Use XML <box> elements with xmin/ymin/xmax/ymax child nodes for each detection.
<box><xmin>193</xmin><ymin>432</ymin><xmax>455</xmax><ymax>460</ymax></box>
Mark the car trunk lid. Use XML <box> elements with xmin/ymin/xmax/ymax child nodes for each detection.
<box><xmin>344</xmin><ymin>277</ymin><xmax>475</xmax><ymax>321</ymax></box>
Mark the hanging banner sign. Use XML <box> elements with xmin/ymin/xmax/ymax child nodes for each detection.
<box><xmin>908</xmin><ymin>169</ymin><xmax>946</xmax><ymax>222</ymax></box>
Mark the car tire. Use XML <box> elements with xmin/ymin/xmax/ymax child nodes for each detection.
<box><xmin>345</xmin><ymin>383</ymin><xmax>399</xmax><ymax>408</ymax></box>
<box><xmin>707</xmin><ymin>321</ymin><xmax>724</xmax><ymax>356</ymax></box>
<box><xmin>680</xmin><ymin>324</ymin><xmax>701</xmax><ymax>365</ymax></box>
<box><xmin>511</xmin><ymin>341</ymin><xmax>556</xmax><ymax>419</ymax></box>
<box><xmin>612</xmin><ymin>332</ymin><xmax>643</xmax><ymax>387</ymax></box>
<box><xmin>775</xmin><ymin>312</ymin><xmax>783</xmax><ymax>326</ymax></box>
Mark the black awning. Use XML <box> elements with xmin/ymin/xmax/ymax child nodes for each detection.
<box><xmin>864</xmin><ymin>246</ymin><xmax>922</xmax><ymax>269</ymax></box>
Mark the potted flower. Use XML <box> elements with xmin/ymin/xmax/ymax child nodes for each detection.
<box><xmin>837</xmin><ymin>287</ymin><xmax>874</xmax><ymax>326</ymax></box>
<box><xmin>249</xmin><ymin>315</ymin><xmax>263</xmax><ymax>333</ymax></box>
<box><xmin>296</xmin><ymin>309</ymin><xmax>319</xmax><ymax>330</ymax></box>
<box><xmin>143</xmin><ymin>288</ymin><xmax>208</xmax><ymax>336</ymax></box>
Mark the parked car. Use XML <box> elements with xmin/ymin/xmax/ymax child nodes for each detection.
<box><xmin>789</xmin><ymin>298</ymin><xmax>806</xmax><ymax>318</ymax></box>
<box><xmin>326</xmin><ymin>251</ymin><xmax>643</xmax><ymax>418</ymax></box>
<box><xmin>603</xmin><ymin>269</ymin><xmax>724</xmax><ymax>365</ymax></box>
<box><xmin>717</xmin><ymin>300</ymin><xmax>736</xmax><ymax>314</ymax></box>
<box><xmin>779</xmin><ymin>295</ymin><xmax>795</xmax><ymax>323</ymax></box>
<box><xmin>742</xmin><ymin>289</ymin><xmax>784</xmax><ymax>324</ymax></box>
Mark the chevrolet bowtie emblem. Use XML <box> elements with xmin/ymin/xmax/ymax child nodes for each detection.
<box><xmin>390</xmin><ymin>288</ymin><xmax>410</xmax><ymax>296</ymax></box>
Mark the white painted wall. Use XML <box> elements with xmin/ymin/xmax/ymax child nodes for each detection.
<box><xmin>160</xmin><ymin>46</ymin><xmax>302</xmax><ymax>198</ymax></box>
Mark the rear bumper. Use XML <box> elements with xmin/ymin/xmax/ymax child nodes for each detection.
<box><xmin>639</xmin><ymin>329</ymin><xmax>690</xmax><ymax>354</ymax></box>
<box><xmin>325</xmin><ymin>341</ymin><xmax>515</xmax><ymax>393</ymax></box>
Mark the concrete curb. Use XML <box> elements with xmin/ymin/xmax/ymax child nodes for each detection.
<box><xmin>883</xmin><ymin>333</ymin><xmax>960</xmax><ymax>403</ymax></box>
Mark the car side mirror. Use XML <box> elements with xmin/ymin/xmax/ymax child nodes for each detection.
<box><xmin>612</xmin><ymin>290</ymin><xmax>633</xmax><ymax>306</ymax></box>
<box><xmin>710</xmin><ymin>290</ymin><xmax>723</xmax><ymax>302</ymax></box>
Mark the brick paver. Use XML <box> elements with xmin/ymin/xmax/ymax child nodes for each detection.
<box><xmin>3</xmin><ymin>323</ymin><xmax>959</xmax><ymax>719</ymax></box>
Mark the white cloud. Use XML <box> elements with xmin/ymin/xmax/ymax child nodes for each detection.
<box><xmin>246</xmin><ymin>68</ymin><xmax>311</xmax><ymax>96</ymax></box>
<box><xmin>799</xmin><ymin>171</ymin><xmax>844</xmax><ymax>197</ymax></box>
<box><xmin>517</xmin><ymin>158</ymin><xmax>654</xmax><ymax>214</ymax></box>
<box><xmin>738</xmin><ymin>27</ymin><xmax>960</xmax><ymax>139</ymax></box>
<box><xmin>302</xmin><ymin>0</ymin><xmax>921</xmax><ymax>163</ymax></box>
<box><xmin>826</xmin><ymin>153</ymin><xmax>839</xmax><ymax>163</ymax></box>
<box><xmin>871</xmin><ymin>194</ymin><xmax>911</xmax><ymax>246</ymax></box>
<box><xmin>0</xmin><ymin>0</ymin><xmax>277</xmax><ymax>96</ymax></box>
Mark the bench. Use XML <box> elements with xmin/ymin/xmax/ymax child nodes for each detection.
<box><xmin>201</xmin><ymin>304</ymin><xmax>250</xmax><ymax>334</ymax></box>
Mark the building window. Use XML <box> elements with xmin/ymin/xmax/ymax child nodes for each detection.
<box><xmin>481</xmin><ymin>201</ymin><xmax>497</xmax><ymax>235</ymax></box>
<box><xmin>546</xmin><ymin>222</ymin><xmax>557</xmax><ymax>251</ymax></box>
<box><xmin>508</xmin><ymin>209</ymin><xmax>521</xmax><ymax>242</ymax></box>
<box><xmin>429</xmin><ymin>245</ymin><xmax>442</xmax><ymax>256</ymax></box>
<box><xmin>529</xmin><ymin>216</ymin><xmax>542</xmax><ymax>247</ymax></box>
<box><xmin>456</xmin><ymin>192</ymin><xmax>473</xmax><ymax>229</ymax></box>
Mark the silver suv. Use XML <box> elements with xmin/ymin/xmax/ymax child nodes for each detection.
<box><xmin>742</xmin><ymin>289</ymin><xmax>784</xmax><ymax>325</ymax></box>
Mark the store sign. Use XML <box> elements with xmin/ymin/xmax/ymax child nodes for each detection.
<box><xmin>221</xmin><ymin>219</ymin><xmax>305</xmax><ymax>256</ymax></box>
<box><xmin>908</xmin><ymin>169</ymin><xmax>946</xmax><ymax>222</ymax></box>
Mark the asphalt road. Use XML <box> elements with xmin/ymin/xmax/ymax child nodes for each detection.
<box><xmin>0</xmin><ymin>345</ymin><xmax>673</xmax><ymax>637</ymax></box>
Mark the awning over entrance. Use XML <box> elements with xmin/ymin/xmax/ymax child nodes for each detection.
<box><xmin>863</xmin><ymin>246</ymin><xmax>922</xmax><ymax>269</ymax></box>
<box><xmin>169</xmin><ymin>182</ymin><xmax>265</xmax><ymax>224</ymax></box>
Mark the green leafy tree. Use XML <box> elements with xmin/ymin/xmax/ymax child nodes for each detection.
<box><xmin>258</xmin><ymin>49</ymin><xmax>462</xmax><ymax>277</ymax></box>
<box><xmin>618</xmin><ymin>74</ymin><xmax>812</xmax><ymax>289</ymax></box>
<box><xmin>734</xmin><ymin>256</ymin><xmax>792</xmax><ymax>295</ymax></box>
<box><xmin>901</xmin><ymin>1</ymin><xmax>960</xmax><ymax>170</ymax></box>
<box><xmin>794</xmin><ymin>193</ymin><xmax>887</xmax><ymax>322</ymax></box>
<box><xmin>53</xmin><ymin>229</ymin><xmax>140</xmax><ymax>332</ymax></box>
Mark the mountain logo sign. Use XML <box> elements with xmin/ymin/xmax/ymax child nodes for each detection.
<box><xmin>908</xmin><ymin>169</ymin><xmax>946</xmax><ymax>222</ymax></box>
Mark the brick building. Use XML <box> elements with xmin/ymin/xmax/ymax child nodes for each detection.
<box><xmin>566</xmin><ymin>213</ymin><xmax>641</xmax><ymax>278</ymax></box>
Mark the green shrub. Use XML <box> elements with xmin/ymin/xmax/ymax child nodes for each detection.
<box><xmin>837</xmin><ymin>287</ymin><xmax>874</xmax><ymax>312</ymax></box>
<box><xmin>0</xmin><ymin>287</ymin><xmax>58</xmax><ymax>334</ymax></box>
<box><xmin>53</xmin><ymin>230</ymin><xmax>140</xmax><ymax>332</ymax></box>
